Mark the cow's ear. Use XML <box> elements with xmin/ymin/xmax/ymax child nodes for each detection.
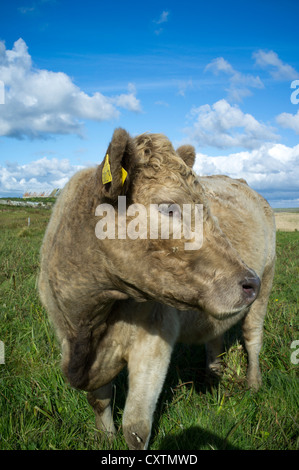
<box><xmin>99</xmin><ymin>128</ymin><xmax>137</xmax><ymax>202</ymax></box>
<box><xmin>176</xmin><ymin>145</ymin><xmax>196</xmax><ymax>168</ymax></box>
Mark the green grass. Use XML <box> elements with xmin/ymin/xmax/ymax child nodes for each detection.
<box><xmin>0</xmin><ymin>206</ymin><xmax>298</xmax><ymax>450</ymax></box>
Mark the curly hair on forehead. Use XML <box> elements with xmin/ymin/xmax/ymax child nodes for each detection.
<box><xmin>132</xmin><ymin>134</ymin><xmax>203</xmax><ymax>206</ymax></box>
<box><xmin>134</xmin><ymin>133</ymin><xmax>176</xmax><ymax>161</ymax></box>
<box><xmin>133</xmin><ymin>132</ymin><xmax>196</xmax><ymax>182</ymax></box>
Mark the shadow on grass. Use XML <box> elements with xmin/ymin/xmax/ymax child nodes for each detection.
<box><xmin>158</xmin><ymin>425</ymin><xmax>240</xmax><ymax>450</ymax></box>
<box><xmin>106</xmin><ymin>324</ymin><xmax>246</xmax><ymax>450</ymax></box>
<box><xmin>164</xmin><ymin>321</ymin><xmax>245</xmax><ymax>393</ymax></box>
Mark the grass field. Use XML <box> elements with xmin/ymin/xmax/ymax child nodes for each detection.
<box><xmin>0</xmin><ymin>205</ymin><xmax>298</xmax><ymax>450</ymax></box>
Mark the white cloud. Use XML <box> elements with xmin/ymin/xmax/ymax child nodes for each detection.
<box><xmin>184</xmin><ymin>99</ymin><xmax>279</xmax><ymax>149</ymax></box>
<box><xmin>0</xmin><ymin>157</ymin><xmax>84</xmax><ymax>196</ymax></box>
<box><xmin>205</xmin><ymin>57</ymin><xmax>235</xmax><ymax>76</ymax></box>
<box><xmin>194</xmin><ymin>142</ymin><xmax>299</xmax><ymax>206</ymax></box>
<box><xmin>0</xmin><ymin>38</ymin><xmax>141</xmax><ymax>139</ymax></box>
<box><xmin>1</xmin><ymin>143</ymin><xmax>298</xmax><ymax>206</ymax></box>
<box><xmin>177</xmin><ymin>79</ymin><xmax>193</xmax><ymax>97</ymax></box>
<box><xmin>154</xmin><ymin>11</ymin><xmax>169</xmax><ymax>24</ymax></box>
<box><xmin>276</xmin><ymin>110</ymin><xmax>299</xmax><ymax>134</ymax></box>
<box><xmin>154</xmin><ymin>100</ymin><xmax>169</xmax><ymax>107</ymax></box>
<box><xmin>153</xmin><ymin>10</ymin><xmax>170</xmax><ymax>35</ymax></box>
<box><xmin>205</xmin><ymin>57</ymin><xmax>263</xmax><ymax>102</ymax></box>
<box><xmin>253</xmin><ymin>50</ymin><xmax>298</xmax><ymax>80</ymax></box>
<box><xmin>18</xmin><ymin>6</ymin><xmax>36</xmax><ymax>14</ymax></box>
<box><xmin>111</xmin><ymin>83</ymin><xmax>141</xmax><ymax>112</ymax></box>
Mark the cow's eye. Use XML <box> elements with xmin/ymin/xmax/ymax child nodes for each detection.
<box><xmin>158</xmin><ymin>204</ymin><xmax>181</xmax><ymax>217</ymax></box>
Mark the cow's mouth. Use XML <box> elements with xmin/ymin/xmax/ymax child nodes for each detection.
<box><xmin>208</xmin><ymin>307</ymin><xmax>248</xmax><ymax>321</ymax></box>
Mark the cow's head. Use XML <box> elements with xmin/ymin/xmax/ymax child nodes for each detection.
<box><xmin>95</xmin><ymin>128</ymin><xmax>260</xmax><ymax>318</ymax></box>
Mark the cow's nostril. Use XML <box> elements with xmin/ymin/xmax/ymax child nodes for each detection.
<box><xmin>241</xmin><ymin>276</ymin><xmax>261</xmax><ymax>303</ymax></box>
<box><xmin>242</xmin><ymin>284</ymin><xmax>255</xmax><ymax>295</ymax></box>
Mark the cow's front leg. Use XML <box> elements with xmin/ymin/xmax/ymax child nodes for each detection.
<box><xmin>87</xmin><ymin>382</ymin><xmax>116</xmax><ymax>443</ymax></box>
<box><xmin>242</xmin><ymin>264</ymin><xmax>275</xmax><ymax>390</ymax></box>
<box><xmin>122</xmin><ymin>332</ymin><xmax>176</xmax><ymax>450</ymax></box>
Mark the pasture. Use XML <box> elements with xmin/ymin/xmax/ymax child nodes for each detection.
<box><xmin>0</xmin><ymin>204</ymin><xmax>298</xmax><ymax>450</ymax></box>
<box><xmin>274</xmin><ymin>209</ymin><xmax>299</xmax><ymax>232</ymax></box>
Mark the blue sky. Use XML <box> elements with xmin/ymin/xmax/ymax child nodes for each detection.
<box><xmin>0</xmin><ymin>0</ymin><xmax>299</xmax><ymax>206</ymax></box>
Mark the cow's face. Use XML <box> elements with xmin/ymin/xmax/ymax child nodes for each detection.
<box><xmin>95</xmin><ymin>128</ymin><xmax>260</xmax><ymax>317</ymax></box>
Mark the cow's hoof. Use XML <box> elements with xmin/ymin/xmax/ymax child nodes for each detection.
<box><xmin>123</xmin><ymin>421</ymin><xmax>150</xmax><ymax>450</ymax></box>
<box><xmin>96</xmin><ymin>429</ymin><xmax>116</xmax><ymax>446</ymax></box>
<box><xmin>246</xmin><ymin>369</ymin><xmax>262</xmax><ymax>391</ymax></box>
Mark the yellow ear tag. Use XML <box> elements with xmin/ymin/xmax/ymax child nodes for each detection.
<box><xmin>121</xmin><ymin>167</ymin><xmax>128</xmax><ymax>185</ymax></box>
<box><xmin>102</xmin><ymin>154</ymin><xmax>112</xmax><ymax>184</ymax></box>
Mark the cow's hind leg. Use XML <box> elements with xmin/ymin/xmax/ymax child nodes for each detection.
<box><xmin>87</xmin><ymin>382</ymin><xmax>116</xmax><ymax>443</ymax></box>
<box><xmin>122</xmin><ymin>330</ymin><xmax>176</xmax><ymax>450</ymax></box>
<box><xmin>242</xmin><ymin>263</ymin><xmax>275</xmax><ymax>390</ymax></box>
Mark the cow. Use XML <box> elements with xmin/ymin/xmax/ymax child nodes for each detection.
<box><xmin>38</xmin><ymin>128</ymin><xmax>276</xmax><ymax>450</ymax></box>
